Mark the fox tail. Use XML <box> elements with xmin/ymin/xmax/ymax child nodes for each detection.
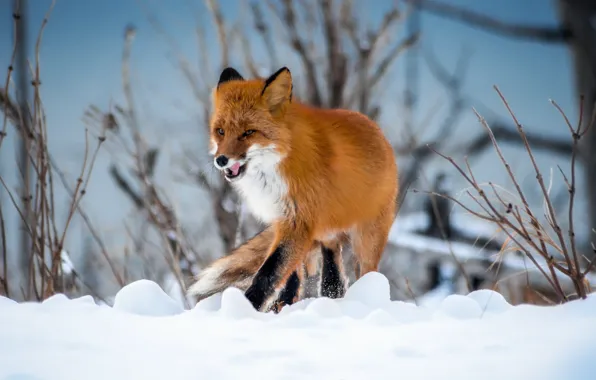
<box><xmin>187</xmin><ymin>226</ymin><xmax>275</xmax><ymax>301</ymax></box>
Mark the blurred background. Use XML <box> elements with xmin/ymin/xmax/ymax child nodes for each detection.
<box><xmin>1</xmin><ymin>0</ymin><xmax>594</xmax><ymax>308</ymax></box>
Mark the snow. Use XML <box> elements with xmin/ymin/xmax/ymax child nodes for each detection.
<box><xmin>60</xmin><ymin>249</ymin><xmax>74</xmax><ymax>275</ymax></box>
<box><xmin>388</xmin><ymin>212</ymin><xmax>596</xmax><ymax>286</ymax></box>
<box><xmin>2</xmin><ymin>273</ymin><xmax>596</xmax><ymax>380</ymax></box>
<box><xmin>113</xmin><ymin>279</ymin><xmax>184</xmax><ymax>316</ymax></box>
<box><xmin>391</xmin><ymin>211</ymin><xmax>501</xmax><ymax>240</ymax></box>
<box><xmin>388</xmin><ymin>212</ymin><xmax>502</xmax><ymax>261</ymax></box>
<box><xmin>344</xmin><ymin>271</ymin><xmax>391</xmax><ymax>308</ymax></box>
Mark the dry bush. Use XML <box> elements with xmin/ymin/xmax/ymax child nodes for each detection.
<box><xmin>0</xmin><ymin>1</ymin><xmax>121</xmax><ymax>301</ymax></box>
<box><xmin>83</xmin><ymin>26</ymin><xmax>205</xmax><ymax>307</ymax></box>
<box><xmin>422</xmin><ymin>86</ymin><xmax>596</xmax><ymax>303</ymax></box>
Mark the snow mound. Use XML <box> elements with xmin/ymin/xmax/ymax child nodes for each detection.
<box><xmin>113</xmin><ymin>279</ymin><xmax>183</xmax><ymax>316</ymax></box>
<box><xmin>2</xmin><ymin>273</ymin><xmax>596</xmax><ymax>380</ymax></box>
<box><xmin>438</xmin><ymin>294</ymin><xmax>484</xmax><ymax>319</ymax></box>
<box><xmin>41</xmin><ymin>293</ymin><xmax>71</xmax><ymax>307</ymax></box>
<box><xmin>0</xmin><ymin>296</ymin><xmax>17</xmax><ymax>308</ymax></box>
<box><xmin>191</xmin><ymin>292</ymin><xmax>223</xmax><ymax>313</ymax></box>
<box><xmin>305</xmin><ymin>296</ymin><xmax>344</xmax><ymax>318</ymax></box>
<box><xmin>467</xmin><ymin>289</ymin><xmax>512</xmax><ymax>314</ymax></box>
<box><xmin>344</xmin><ymin>271</ymin><xmax>391</xmax><ymax>308</ymax></box>
<box><xmin>219</xmin><ymin>287</ymin><xmax>260</xmax><ymax>319</ymax></box>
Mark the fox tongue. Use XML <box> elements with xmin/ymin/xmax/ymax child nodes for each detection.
<box><xmin>230</xmin><ymin>162</ymin><xmax>241</xmax><ymax>176</ymax></box>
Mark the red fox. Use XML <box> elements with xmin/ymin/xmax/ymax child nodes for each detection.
<box><xmin>188</xmin><ymin>66</ymin><xmax>399</xmax><ymax>312</ymax></box>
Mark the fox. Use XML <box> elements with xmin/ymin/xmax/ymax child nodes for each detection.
<box><xmin>187</xmin><ymin>66</ymin><xmax>399</xmax><ymax>312</ymax></box>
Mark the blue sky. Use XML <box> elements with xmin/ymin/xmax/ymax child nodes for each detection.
<box><xmin>0</xmin><ymin>0</ymin><xmax>582</xmax><ymax>263</ymax></box>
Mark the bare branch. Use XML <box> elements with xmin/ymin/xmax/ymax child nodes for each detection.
<box><xmin>463</xmin><ymin>123</ymin><xmax>573</xmax><ymax>157</ymax></box>
<box><xmin>369</xmin><ymin>33</ymin><xmax>419</xmax><ymax>91</ymax></box>
<box><xmin>205</xmin><ymin>0</ymin><xmax>230</xmax><ymax>68</ymax></box>
<box><xmin>109</xmin><ymin>165</ymin><xmax>144</xmax><ymax>209</ymax></box>
<box><xmin>49</xmin><ymin>157</ymin><xmax>124</xmax><ymax>287</ymax></box>
<box><xmin>248</xmin><ymin>0</ymin><xmax>278</xmax><ymax>71</ymax></box>
<box><xmin>429</xmin><ymin>89</ymin><xmax>593</xmax><ymax>302</ymax></box>
<box><xmin>238</xmin><ymin>29</ymin><xmax>261</xmax><ymax>79</ymax></box>
<box><xmin>271</xmin><ymin>0</ymin><xmax>323</xmax><ymax>105</ymax></box>
<box><xmin>396</xmin><ymin>42</ymin><xmax>469</xmax><ymax>190</ymax></box>
<box><xmin>0</xmin><ymin>192</ymin><xmax>8</xmax><ymax>297</ymax></box>
<box><xmin>405</xmin><ymin>0</ymin><xmax>572</xmax><ymax>43</ymax></box>
<box><xmin>320</xmin><ymin>0</ymin><xmax>347</xmax><ymax>108</ymax></box>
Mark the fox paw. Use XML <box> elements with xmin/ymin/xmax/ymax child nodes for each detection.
<box><xmin>244</xmin><ymin>285</ymin><xmax>267</xmax><ymax>311</ymax></box>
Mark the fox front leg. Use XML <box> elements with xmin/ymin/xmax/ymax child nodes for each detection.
<box><xmin>244</xmin><ymin>222</ymin><xmax>312</xmax><ymax>311</ymax></box>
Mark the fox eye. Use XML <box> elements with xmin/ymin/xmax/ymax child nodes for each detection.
<box><xmin>243</xmin><ymin>130</ymin><xmax>255</xmax><ymax>137</ymax></box>
<box><xmin>216</xmin><ymin>128</ymin><xmax>225</xmax><ymax>136</ymax></box>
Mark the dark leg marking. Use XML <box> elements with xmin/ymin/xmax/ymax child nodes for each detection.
<box><xmin>320</xmin><ymin>245</ymin><xmax>346</xmax><ymax>299</ymax></box>
<box><xmin>271</xmin><ymin>270</ymin><xmax>301</xmax><ymax>313</ymax></box>
<box><xmin>278</xmin><ymin>271</ymin><xmax>301</xmax><ymax>305</ymax></box>
<box><xmin>244</xmin><ymin>244</ymin><xmax>286</xmax><ymax>311</ymax></box>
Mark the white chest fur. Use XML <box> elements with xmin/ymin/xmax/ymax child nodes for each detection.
<box><xmin>232</xmin><ymin>144</ymin><xmax>288</xmax><ymax>224</ymax></box>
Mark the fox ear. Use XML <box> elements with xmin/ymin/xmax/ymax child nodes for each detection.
<box><xmin>261</xmin><ymin>67</ymin><xmax>292</xmax><ymax>115</ymax></box>
<box><xmin>217</xmin><ymin>67</ymin><xmax>244</xmax><ymax>89</ymax></box>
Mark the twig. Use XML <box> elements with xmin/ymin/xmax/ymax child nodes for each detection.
<box><xmin>462</xmin><ymin>122</ymin><xmax>573</xmax><ymax>157</ymax></box>
<box><xmin>248</xmin><ymin>0</ymin><xmax>278</xmax><ymax>71</ymax></box>
<box><xmin>268</xmin><ymin>0</ymin><xmax>323</xmax><ymax>106</ymax></box>
<box><xmin>419</xmin><ymin>173</ymin><xmax>472</xmax><ymax>292</ymax></box>
<box><xmin>0</xmin><ymin>1</ymin><xmax>20</xmax><ymax>150</ymax></box>
<box><xmin>0</xmin><ymin>201</ymin><xmax>8</xmax><ymax>297</ymax></box>
<box><xmin>205</xmin><ymin>0</ymin><xmax>230</xmax><ymax>68</ymax></box>
<box><xmin>493</xmin><ymin>87</ymin><xmax>582</xmax><ymax>297</ymax></box>
<box><xmin>48</xmin><ymin>154</ymin><xmax>124</xmax><ymax>287</ymax></box>
<box><xmin>550</xmin><ymin>97</ymin><xmax>591</xmax><ymax>282</ymax></box>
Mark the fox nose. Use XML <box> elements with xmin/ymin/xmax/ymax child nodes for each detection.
<box><xmin>215</xmin><ymin>155</ymin><xmax>229</xmax><ymax>168</ymax></box>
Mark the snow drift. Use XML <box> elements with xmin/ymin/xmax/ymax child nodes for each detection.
<box><xmin>1</xmin><ymin>272</ymin><xmax>596</xmax><ymax>380</ymax></box>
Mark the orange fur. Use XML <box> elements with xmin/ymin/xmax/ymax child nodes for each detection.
<box><xmin>188</xmin><ymin>67</ymin><xmax>399</xmax><ymax>312</ymax></box>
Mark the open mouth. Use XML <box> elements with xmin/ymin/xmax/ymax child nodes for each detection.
<box><xmin>224</xmin><ymin>161</ymin><xmax>247</xmax><ymax>181</ymax></box>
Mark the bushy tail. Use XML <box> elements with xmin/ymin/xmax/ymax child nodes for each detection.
<box><xmin>187</xmin><ymin>226</ymin><xmax>275</xmax><ymax>301</ymax></box>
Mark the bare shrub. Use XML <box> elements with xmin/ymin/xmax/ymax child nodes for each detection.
<box><xmin>421</xmin><ymin>86</ymin><xmax>596</xmax><ymax>303</ymax></box>
<box><xmin>0</xmin><ymin>1</ymin><xmax>120</xmax><ymax>300</ymax></box>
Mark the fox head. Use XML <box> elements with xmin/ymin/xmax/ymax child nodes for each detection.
<box><xmin>209</xmin><ymin>66</ymin><xmax>293</xmax><ymax>182</ymax></box>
